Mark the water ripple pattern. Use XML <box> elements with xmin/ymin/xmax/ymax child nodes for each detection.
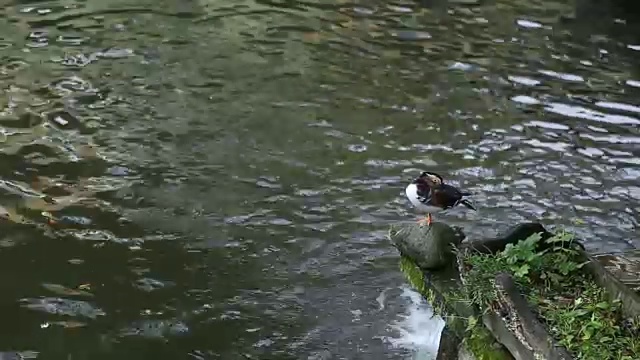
<box><xmin>0</xmin><ymin>0</ymin><xmax>639</xmax><ymax>359</ymax></box>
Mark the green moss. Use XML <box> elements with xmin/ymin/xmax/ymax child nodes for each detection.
<box><xmin>461</xmin><ymin>231</ymin><xmax>640</xmax><ymax>360</ymax></box>
<box><xmin>400</xmin><ymin>256</ymin><xmax>428</xmax><ymax>295</ymax></box>
<box><xmin>465</xmin><ymin>323</ymin><xmax>512</xmax><ymax>360</ymax></box>
<box><xmin>399</xmin><ymin>256</ymin><xmax>444</xmax><ymax>315</ymax></box>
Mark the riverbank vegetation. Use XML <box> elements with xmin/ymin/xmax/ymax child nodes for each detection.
<box><xmin>461</xmin><ymin>230</ymin><xmax>640</xmax><ymax>360</ymax></box>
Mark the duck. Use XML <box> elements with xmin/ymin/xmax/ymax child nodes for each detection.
<box><xmin>405</xmin><ymin>171</ymin><xmax>476</xmax><ymax>226</ymax></box>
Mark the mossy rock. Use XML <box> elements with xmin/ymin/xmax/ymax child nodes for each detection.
<box><xmin>390</xmin><ymin>222</ymin><xmax>465</xmax><ymax>270</ymax></box>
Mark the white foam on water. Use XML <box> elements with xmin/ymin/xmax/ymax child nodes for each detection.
<box><xmin>386</xmin><ymin>287</ymin><xmax>446</xmax><ymax>360</ymax></box>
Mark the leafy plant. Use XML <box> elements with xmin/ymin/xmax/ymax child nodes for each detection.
<box><xmin>498</xmin><ymin>232</ymin><xmax>543</xmax><ymax>280</ymax></box>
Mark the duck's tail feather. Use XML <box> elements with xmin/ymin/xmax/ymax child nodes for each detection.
<box><xmin>459</xmin><ymin>199</ymin><xmax>476</xmax><ymax>211</ymax></box>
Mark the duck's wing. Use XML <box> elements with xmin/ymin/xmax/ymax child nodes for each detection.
<box><xmin>428</xmin><ymin>185</ymin><xmax>463</xmax><ymax>209</ymax></box>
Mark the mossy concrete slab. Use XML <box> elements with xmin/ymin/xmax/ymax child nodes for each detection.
<box><xmin>488</xmin><ymin>273</ymin><xmax>573</xmax><ymax>360</ymax></box>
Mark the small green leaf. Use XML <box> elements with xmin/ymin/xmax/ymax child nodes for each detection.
<box><xmin>525</xmin><ymin>232</ymin><xmax>542</xmax><ymax>245</ymax></box>
<box><xmin>595</xmin><ymin>302</ymin><xmax>610</xmax><ymax>310</ymax></box>
<box><xmin>466</xmin><ymin>315</ymin><xmax>478</xmax><ymax>332</ymax></box>
<box><xmin>515</xmin><ymin>264</ymin><xmax>530</xmax><ymax>278</ymax></box>
<box><xmin>573</xmin><ymin>309</ymin><xmax>589</xmax><ymax>317</ymax></box>
<box><xmin>564</xmin><ymin>334</ymin><xmax>574</xmax><ymax>343</ymax></box>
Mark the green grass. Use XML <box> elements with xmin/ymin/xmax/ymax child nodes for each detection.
<box><xmin>461</xmin><ymin>231</ymin><xmax>640</xmax><ymax>360</ymax></box>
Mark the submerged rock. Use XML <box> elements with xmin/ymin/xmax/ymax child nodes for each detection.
<box><xmin>389</xmin><ymin>222</ymin><xmax>465</xmax><ymax>270</ymax></box>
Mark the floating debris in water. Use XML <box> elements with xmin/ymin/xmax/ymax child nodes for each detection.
<box><xmin>59</xmin><ymin>216</ymin><xmax>92</xmax><ymax>225</ymax></box>
<box><xmin>134</xmin><ymin>277</ymin><xmax>174</xmax><ymax>292</ymax></box>
<box><xmin>41</xmin><ymin>283</ymin><xmax>92</xmax><ymax>297</ymax></box>
<box><xmin>50</xmin><ymin>321</ymin><xmax>87</xmax><ymax>329</ymax></box>
<box><xmin>21</xmin><ymin>297</ymin><xmax>105</xmax><ymax>319</ymax></box>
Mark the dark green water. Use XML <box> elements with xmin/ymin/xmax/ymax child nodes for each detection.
<box><xmin>1</xmin><ymin>0</ymin><xmax>639</xmax><ymax>359</ymax></box>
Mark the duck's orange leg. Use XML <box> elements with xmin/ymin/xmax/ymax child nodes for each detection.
<box><xmin>417</xmin><ymin>213</ymin><xmax>433</xmax><ymax>226</ymax></box>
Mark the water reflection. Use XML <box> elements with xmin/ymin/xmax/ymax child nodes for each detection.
<box><xmin>0</xmin><ymin>0</ymin><xmax>639</xmax><ymax>358</ymax></box>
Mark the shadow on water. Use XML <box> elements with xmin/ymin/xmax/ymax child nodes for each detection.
<box><xmin>0</xmin><ymin>0</ymin><xmax>639</xmax><ymax>358</ymax></box>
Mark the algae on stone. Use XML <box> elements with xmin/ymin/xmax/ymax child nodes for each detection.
<box><xmin>464</xmin><ymin>322</ymin><xmax>513</xmax><ymax>360</ymax></box>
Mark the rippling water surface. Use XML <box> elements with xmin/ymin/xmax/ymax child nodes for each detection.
<box><xmin>1</xmin><ymin>0</ymin><xmax>640</xmax><ymax>358</ymax></box>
